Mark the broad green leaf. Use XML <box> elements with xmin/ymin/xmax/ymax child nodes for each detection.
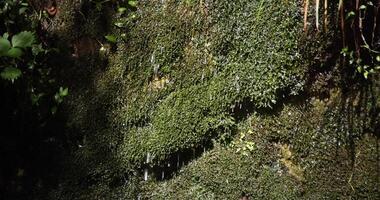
<box><xmin>128</xmin><ymin>0</ymin><xmax>137</xmax><ymax>7</ymax></box>
<box><xmin>1</xmin><ymin>67</ymin><xmax>22</xmax><ymax>82</ymax></box>
<box><xmin>5</xmin><ymin>47</ymin><xmax>23</xmax><ymax>58</ymax></box>
<box><xmin>0</xmin><ymin>37</ymin><xmax>11</xmax><ymax>55</ymax></box>
<box><xmin>376</xmin><ymin>55</ymin><xmax>380</xmax><ymax>62</ymax></box>
<box><xmin>11</xmin><ymin>31</ymin><xmax>35</xmax><ymax>49</ymax></box>
<box><xmin>105</xmin><ymin>35</ymin><xmax>117</xmax><ymax>43</ymax></box>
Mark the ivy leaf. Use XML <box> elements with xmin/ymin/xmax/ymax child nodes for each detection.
<box><xmin>1</xmin><ymin>67</ymin><xmax>22</xmax><ymax>82</ymax></box>
<box><xmin>5</xmin><ymin>47</ymin><xmax>23</xmax><ymax>58</ymax></box>
<box><xmin>11</xmin><ymin>31</ymin><xmax>35</xmax><ymax>49</ymax></box>
<box><xmin>0</xmin><ymin>37</ymin><xmax>11</xmax><ymax>55</ymax></box>
<box><xmin>105</xmin><ymin>35</ymin><xmax>117</xmax><ymax>43</ymax></box>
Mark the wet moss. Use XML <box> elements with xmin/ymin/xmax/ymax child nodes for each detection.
<box><xmin>116</xmin><ymin>0</ymin><xmax>309</xmax><ymax>166</ymax></box>
<box><xmin>49</xmin><ymin>0</ymin><xmax>379</xmax><ymax>199</ymax></box>
<box><xmin>142</xmin><ymin>91</ymin><xmax>379</xmax><ymax>199</ymax></box>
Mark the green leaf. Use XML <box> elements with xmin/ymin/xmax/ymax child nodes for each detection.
<box><xmin>95</xmin><ymin>3</ymin><xmax>102</xmax><ymax>11</ymax></box>
<box><xmin>114</xmin><ymin>22</ymin><xmax>125</xmax><ymax>28</ymax></box>
<box><xmin>118</xmin><ymin>7</ymin><xmax>127</xmax><ymax>13</ymax></box>
<box><xmin>340</xmin><ymin>47</ymin><xmax>348</xmax><ymax>56</ymax></box>
<box><xmin>376</xmin><ymin>55</ymin><xmax>380</xmax><ymax>62</ymax></box>
<box><xmin>3</xmin><ymin>33</ymin><xmax>9</xmax><ymax>39</ymax></box>
<box><xmin>357</xmin><ymin>66</ymin><xmax>363</xmax><ymax>73</ymax></box>
<box><xmin>31</xmin><ymin>93</ymin><xmax>44</xmax><ymax>106</ymax></box>
<box><xmin>105</xmin><ymin>35</ymin><xmax>117</xmax><ymax>43</ymax></box>
<box><xmin>19</xmin><ymin>7</ymin><xmax>28</xmax><ymax>15</ymax></box>
<box><xmin>128</xmin><ymin>0</ymin><xmax>137</xmax><ymax>7</ymax></box>
<box><xmin>1</xmin><ymin>67</ymin><xmax>22</xmax><ymax>82</ymax></box>
<box><xmin>359</xmin><ymin>5</ymin><xmax>366</xmax><ymax>10</ymax></box>
<box><xmin>32</xmin><ymin>44</ymin><xmax>44</xmax><ymax>56</ymax></box>
<box><xmin>11</xmin><ymin>31</ymin><xmax>35</xmax><ymax>49</ymax></box>
<box><xmin>0</xmin><ymin>37</ymin><xmax>11</xmax><ymax>55</ymax></box>
<box><xmin>59</xmin><ymin>87</ymin><xmax>69</xmax><ymax>97</ymax></box>
<box><xmin>5</xmin><ymin>47</ymin><xmax>23</xmax><ymax>58</ymax></box>
<box><xmin>346</xmin><ymin>11</ymin><xmax>355</xmax><ymax>20</ymax></box>
<box><xmin>363</xmin><ymin>71</ymin><xmax>369</xmax><ymax>79</ymax></box>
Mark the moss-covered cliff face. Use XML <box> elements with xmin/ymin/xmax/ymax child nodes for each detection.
<box><xmin>46</xmin><ymin>0</ymin><xmax>379</xmax><ymax>199</ymax></box>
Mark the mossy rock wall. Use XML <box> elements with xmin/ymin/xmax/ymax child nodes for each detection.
<box><xmin>116</xmin><ymin>0</ymin><xmax>308</xmax><ymax>165</ymax></box>
<box><xmin>47</xmin><ymin>0</ymin><xmax>380</xmax><ymax>199</ymax></box>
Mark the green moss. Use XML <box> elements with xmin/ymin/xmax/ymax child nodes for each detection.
<box><xmin>117</xmin><ymin>0</ymin><xmax>308</xmax><ymax>166</ymax></box>
<box><xmin>142</xmin><ymin>92</ymin><xmax>379</xmax><ymax>199</ymax></box>
<box><xmin>142</xmin><ymin>143</ymin><xmax>300</xmax><ymax>199</ymax></box>
<box><xmin>51</xmin><ymin>0</ymin><xmax>379</xmax><ymax>199</ymax></box>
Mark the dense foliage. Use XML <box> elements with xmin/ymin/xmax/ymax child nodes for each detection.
<box><xmin>1</xmin><ymin>0</ymin><xmax>379</xmax><ymax>199</ymax></box>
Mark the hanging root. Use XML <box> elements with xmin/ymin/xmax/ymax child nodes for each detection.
<box><xmin>316</xmin><ymin>0</ymin><xmax>320</xmax><ymax>31</ymax></box>
<box><xmin>372</xmin><ymin>1</ymin><xmax>379</xmax><ymax>46</ymax></box>
<box><xmin>324</xmin><ymin>0</ymin><xmax>328</xmax><ymax>32</ymax></box>
<box><xmin>304</xmin><ymin>0</ymin><xmax>310</xmax><ymax>32</ymax></box>
<box><xmin>339</xmin><ymin>0</ymin><xmax>346</xmax><ymax>48</ymax></box>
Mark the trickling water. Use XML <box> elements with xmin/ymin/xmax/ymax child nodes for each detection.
<box><xmin>151</xmin><ymin>51</ymin><xmax>160</xmax><ymax>77</ymax></box>
<box><xmin>143</xmin><ymin>168</ymin><xmax>148</xmax><ymax>181</ymax></box>
<box><xmin>144</xmin><ymin>152</ymin><xmax>151</xmax><ymax>181</ymax></box>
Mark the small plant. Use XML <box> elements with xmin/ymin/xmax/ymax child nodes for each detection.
<box><xmin>103</xmin><ymin>0</ymin><xmax>138</xmax><ymax>43</ymax></box>
<box><xmin>0</xmin><ymin>31</ymin><xmax>36</xmax><ymax>82</ymax></box>
<box><xmin>230</xmin><ymin>130</ymin><xmax>256</xmax><ymax>156</ymax></box>
<box><xmin>1</xmin><ymin>0</ymin><xmax>69</xmax><ymax>115</ymax></box>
